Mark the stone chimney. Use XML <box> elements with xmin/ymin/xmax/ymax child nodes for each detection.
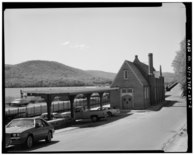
<box><xmin>148</xmin><ymin>53</ymin><xmax>153</xmax><ymax>75</ymax></box>
<box><xmin>159</xmin><ymin>65</ymin><xmax>162</xmax><ymax>77</ymax></box>
<box><xmin>134</xmin><ymin>55</ymin><xmax>139</xmax><ymax>61</ymax></box>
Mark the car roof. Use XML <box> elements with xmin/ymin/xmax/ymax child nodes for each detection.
<box><xmin>12</xmin><ymin>118</ymin><xmax>35</xmax><ymax>121</ymax></box>
<box><xmin>10</xmin><ymin>118</ymin><xmax>47</xmax><ymax>124</ymax></box>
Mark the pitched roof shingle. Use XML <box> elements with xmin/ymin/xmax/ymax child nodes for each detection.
<box><xmin>126</xmin><ymin>61</ymin><xmax>149</xmax><ymax>86</ymax></box>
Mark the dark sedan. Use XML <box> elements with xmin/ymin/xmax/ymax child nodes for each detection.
<box><xmin>6</xmin><ymin>118</ymin><xmax>55</xmax><ymax>149</ymax></box>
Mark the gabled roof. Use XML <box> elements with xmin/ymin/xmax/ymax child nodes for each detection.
<box><xmin>125</xmin><ymin>61</ymin><xmax>149</xmax><ymax>86</ymax></box>
<box><xmin>133</xmin><ymin>56</ymin><xmax>156</xmax><ymax>80</ymax></box>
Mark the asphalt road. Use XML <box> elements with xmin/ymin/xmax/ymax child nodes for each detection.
<box><xmin>8</xmin><ymin>85</ymin><xmax>186</xmax><ymax>152</ymax></box>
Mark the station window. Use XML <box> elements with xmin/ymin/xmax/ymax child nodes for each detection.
<box><xmin>127</xmin><ymin>88</ymin><xmax>133</xmax><ymax>93</ymax></box>
<box><xmin>144</xmin><ymin>87</ymin><xmax>149</xmax><ymax>99</ymax></box>
<box><xmin>122</xmin><ymin>88</ymin><xmax>133</xmax><ymax>94</ymax></box>
<box><xmin>122</xmin><ymin>89</ymin><xmax>127</xmax><ymax>93</ymax></box>
<box><xmin>123</xmin><ymin>70</ymin><xmax>128</xmax><ymax>79</ymax></box>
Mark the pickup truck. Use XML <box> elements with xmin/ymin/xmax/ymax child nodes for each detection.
<box><xmin>75</xmin><ymin>106</ymin><xmax>108</xmax><ymax>122</ymax></box>
<box><xmin>97</xmin><ymin>107</ymin><xmax>120</xmax><ymax>117</ymax></box>
<box><xmin>62</xmin><ymin>106</ymin><xmax>108</xmax><ymax>122</ymax></box>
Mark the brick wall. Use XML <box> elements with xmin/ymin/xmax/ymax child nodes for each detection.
<box><xmin>110</xmin><ymin>89</ymin><xmax>120</xmax><ymax>109</ymax></box>
<box><xmin>148</xmin><ymin>75</ymin><xmax>165</xmax><ymax>105</ymax></box>
<box><xmin>148</xmin><ymin>75</ymin><xmax>156</xmax><ymax>105</ymax></box>
<box><xmin>111</xmin><ymin>62</ymin><xmax>145</xmax><ymax>109</ymax></box>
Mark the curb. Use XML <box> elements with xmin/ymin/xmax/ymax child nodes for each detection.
<box><xmin>162</xmin><ymin>123</ymin><xmax>187</xmax><ymax>151</ymax></box>
<box><xmin>55</xmin><ymin>121</ymin><xmax>95</xmax><ymax>134</ymax></box>
<box><xmin>55</xmin><ymin>127</ymin><xmax>79</xmax><ymax>134</ymax></box>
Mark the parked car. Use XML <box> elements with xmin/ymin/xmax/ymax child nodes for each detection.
<box><xmin>40</xmin><ymin>112</ymin><xmax>72</xmax><ymax>120</ymax></box>
<box><xmin>39</xmin><ymin>112</ymin><xmax>74</xmax><ymax>128</ymax></box>
<box><xmin>6</xmin><ymin>118</ymin><xmax>55</xmax><ymax>149</ymax></box>
<box><xmin>40</xmin><ymin>112</ymin><xmax>64</xmax><ymax>120</ymax></box>
<box><xmin>10</xmin><ymin>98</ymin><xmax>30</xmax><ymax>107</ymax></box>
<box><xmin>97</xmin><ymin>107</ymin><xmax>120</xmax><ymax>117</ymax></box>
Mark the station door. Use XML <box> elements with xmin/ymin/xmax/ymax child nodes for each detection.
<box><xmin>121</xmin><ymin>88</ymin><xmax>133</xmax><ymax>109</ymax></box>
<box><xmin>122</xmin><ymin>95</ymin><xmax>133</xmax><ymax>109</ymax></box>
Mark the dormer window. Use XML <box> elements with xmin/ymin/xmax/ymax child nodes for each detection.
<box><xmin>123</xmin><ymin>70</ymin><xmax>128</xmax><ymax>79</ymax></box>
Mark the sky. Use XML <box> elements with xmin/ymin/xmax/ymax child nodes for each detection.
<box><xmin>4</xmin><ymin>3</ymin><xmax>186</xmax><ymax>73</ymax></box>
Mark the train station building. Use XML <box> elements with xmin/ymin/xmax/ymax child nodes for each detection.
<box><xmin>110</xmin><ymin>53</ymin><xmax>165</xmax><ymax>110</ymax></box>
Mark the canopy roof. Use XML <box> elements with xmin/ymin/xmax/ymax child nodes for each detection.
<box><xmin>23</xmin><ymin>87</ymin><xmax>118</xmax><ymax>97</ymax></box>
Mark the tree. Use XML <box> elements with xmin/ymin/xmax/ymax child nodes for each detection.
<box><xmin>172</xmin><ymin>38</ymin><xmax>186</xmax><ymax>96</ymax></box>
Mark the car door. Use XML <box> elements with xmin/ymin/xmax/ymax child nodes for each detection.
<box><xmin>40</xmin><ymin>119</ymin><xmax>50</xmax><ymax>139</ymax></box>
<box><xmin>33</xmin><ymin>119</ymin><xmax>47</xmax><ymax>140</ymax></box>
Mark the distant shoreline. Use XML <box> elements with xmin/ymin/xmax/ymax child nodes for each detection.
<box><xmin>5</xmin><ymin>84</ymin><xmax>110</xmax><ymax>89</ymax></box>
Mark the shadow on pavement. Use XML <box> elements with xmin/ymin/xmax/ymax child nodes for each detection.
<box><xmin>145</xmin><ymin>103</ymin><xmax>164</xmax><ymax>111</ymax></box>
<box><xmin>165</xmin><ymin>94</ymin><xmax>171</xmax><ymax>98</ymax></box>
<box><xmin>72</xmin><ymin>112</ymin><xmax>133</xmax><ymax>128</ymax></box>
<box><xmin>146</xmin><ymin>98</ymin><xmax>185</xmax><ymax>112</ymax></box>
<box><xmin>163</xmin><ymin>100</ymin><xmax>178</xmax><ymax>107</ymax></box>
<box><xmin>6</xmin><ymin>140</ymin><xmax>59</xmax><ymax>153</ymax></box>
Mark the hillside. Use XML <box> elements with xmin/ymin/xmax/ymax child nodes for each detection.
<box><xmin>162</xmin><ymin>72</ymin><xmax>176</xmax><ymax>84</ymax></box>
<box><xmin>86</xmin><ymin>70</ymin><xmax>116</xmax><ymax>81</ymax></box>
<box><xmin>5</xmin><ymin>60</ymin><xmax>113</xmax><ymax>88</ymax></box>
<box><xmin>154</xmin><ymin>71</ymin><xmax>175</xmax><ymax>84</ymax></box>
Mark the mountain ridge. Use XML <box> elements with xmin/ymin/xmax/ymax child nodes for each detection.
<box><xmin>5</xmin><ymin>60</ymin><xmax>114</xmax><ymax>88</ymax></box>
<box><xmin>5</xmin><ymin>60</ymin><xmax>175</xmax><ymax>88</ymax></box>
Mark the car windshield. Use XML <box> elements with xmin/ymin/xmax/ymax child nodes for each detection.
<box><xmin>7</xmin><ymin>119</ymin><xmax>34</xmax><ymax>128</ymax></box>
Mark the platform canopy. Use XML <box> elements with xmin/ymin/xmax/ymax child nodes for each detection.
<box><xmin>24</xmin><ymin>87</ymin><xmax>118</xmax><ymax>96</ymax></box>
<box><xmin>23</xmin><ymin>87</ymin><xmax>119</xmax><ymax>120</ymax></box>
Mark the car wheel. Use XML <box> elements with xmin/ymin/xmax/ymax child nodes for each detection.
<box><xmin>91</xmin><ymin>116</ymin><xmax>98</xmax><ymax>122</ymax></box>
<box><xmin>107</xmin><ymin>111</ymin><xmax>112</xmax><ymax>117</ymax></box>
<box><xmin>45</xmin><ymin>131</ymin><xmax>52</xmax><ymax>143</ymax></box>
<box><xmin>25</xmin><ymin>135</ymin><xmax>33</xmax><ymax>149</ymax></box>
